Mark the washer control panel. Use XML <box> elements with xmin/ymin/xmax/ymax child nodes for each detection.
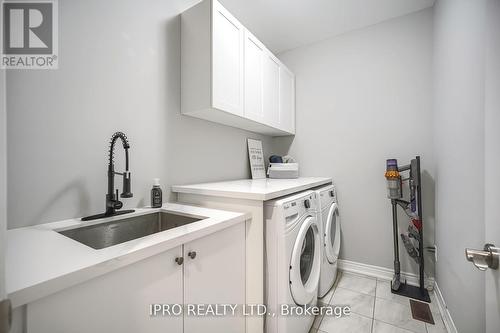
<box><xmin>283</xmin><ymin>193</ymin><xmax>316</xmax><ymax>219</ymax></box>
<box><xmin>319</xmin><ymin>186</ymin><xmax>336</xmax><ymax>208</ymax></box>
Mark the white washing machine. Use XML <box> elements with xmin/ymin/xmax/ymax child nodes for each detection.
<box><xmin>314</xmin><ymin>185</ymin><xmax>341</xmax><ymax>298</ymax></box>
<box><xmin>264</xmin><ymin>191</ymin><xmax>321</xmax><ymax>333</ymax></box>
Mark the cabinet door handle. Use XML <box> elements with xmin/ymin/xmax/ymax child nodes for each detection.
<box><xmin>188</xmin><ymin>251</ymin><xmax>197</xmax><ymax>259</ymax></box>
<box><xmin>175</xmin><ymin>257</ymin><xmax>184</xmax><ymax>265</ymax></box>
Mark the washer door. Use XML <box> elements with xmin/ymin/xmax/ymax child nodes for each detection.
<box><xmin>289</xmin><ymin>216</ymin><xmax>321</xmax><ymax>305</ymax></box>
<box><xmin>324</xmin><ymin>203</ymin><xmax>340</xmax><ymax>264</ymax></box>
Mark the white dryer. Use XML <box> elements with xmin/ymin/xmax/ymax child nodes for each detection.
<box><xmin>314</xmin><ymin>185</ymin><xmax>341</xmax><ymax>298</ymax></box>
<box><xmin>264</xmin><ymin>191</ymin><xmax>321</xmax><ymax>333</ymax></box>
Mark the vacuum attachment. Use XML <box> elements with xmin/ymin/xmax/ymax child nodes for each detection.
<box><xmin>392</xmin><ymin>274</ymin><xmax>401</xmax><ymax>290</ymax></box>
<box><xmin>401</xmin><ymin>233</ymin><xmax>421</xmax><ymax>264</ymax></box>
<box><xmin>385</xmin><ymin>159</ymin><xmax>402</xmax><ymax>199</ymax></box>
<box><xmin>408</xmin><ymin>224</ymin><xmax>421</xmax><ymax>243</ymax></box>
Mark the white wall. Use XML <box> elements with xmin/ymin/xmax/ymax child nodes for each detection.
<box><xmin>6</xmin><ymin>0</ymin><xmax>272</xmax><ymax>229</ymax></box>
<box><xmin>273</xmin><ymin>9</ymin><xmax>435</xmax><ymax>277</ymax></box>
<box><xmin>433</xmin><ymin>0</ymin><xmax>487</xmax><ymax>332</ymax></box>
<box><xmin>485</xmin><ymin>1</ymin><xmax>500</xmax><ymax>331</ymax></box>
<box><xmin>0</xmin><ymin>62</ymin><xmax>6</xmax><ymax>301</ymax></box>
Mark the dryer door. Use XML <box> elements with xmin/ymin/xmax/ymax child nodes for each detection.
<box><xmin>289</xmin><ymin>216</ymin><xmax>321</xmax><ymax>305</ymax></box>
<box><xmin>324</xmin><ymin>203</ymin><xmax>340</xmax><ymax>264</ymax></box>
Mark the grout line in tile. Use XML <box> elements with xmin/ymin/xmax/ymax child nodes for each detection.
<box><xmin>335</xmin><ymin>284</ymin><xmax>376</xmax><ymax>297</ymax></box>
<box><xmin>352</xmin><ymin>311</ymin><xmax>374</xmax><ymax>321</ymax></box>
<box><xmin>371</xmin><ymin>279</ymin><xmax>377</xmax><ymax>332</ymax></box>
<box><xmin>334</xmin><ymin>285</ymin><xmax>375</xmax><ymax>295</ymax></box>
<box><xmin>373</xmin><ymin>317</ymin><xmax>424</xmax><ymax>333</ymax></box>
<box><xmin>316</xmin><ymin>278</ymin><xmax>341</xmax><ymax>332</ymax></box>
<box><xmin>317</xmin><ymin>309</ymin><xmax>325</xmax><ymax>330</ymax></box>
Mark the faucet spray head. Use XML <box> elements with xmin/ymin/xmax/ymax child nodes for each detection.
<box><xmin>121</xmin><ymin>171</ymin><xmax>133</xmax><ymax>198</ymax></box>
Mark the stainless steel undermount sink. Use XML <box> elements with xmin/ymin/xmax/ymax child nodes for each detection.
<box><xmin>58</xmin><ymin>211</ymin><xmax>206</xmax><ymax>249</ymax></box>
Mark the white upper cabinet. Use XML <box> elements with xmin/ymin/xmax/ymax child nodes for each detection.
<box><xmin>212</xmin><ymin>1</ymin><xmax>244</xmax><ymax>116</ymax></box>
<box><xmin>244</xmin><ymin>31</ymin><xmax>264</xmax><ymax>122</ymax></box>
<box><xmin>263</xmin><ymin>53</ymin><xmax>281</xmax><ymax>127</ymax></box>
<box><xmin>181</xmin><ymin>0</ymin><xmax>295</xmax><ymax>136</ymax></box>
<box><xmin>279</xmin><ymin>66</ymin><xmax>296</xmax><ymax>133</ymax></box>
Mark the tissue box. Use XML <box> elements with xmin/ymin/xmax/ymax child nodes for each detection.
<box><xmin>267</xmin><ymin>163</ymin><xmax>299</xmax><ymax>179</ymax></box>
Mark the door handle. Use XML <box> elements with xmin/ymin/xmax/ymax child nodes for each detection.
<box><xmin>188</xmin><ymin>251</ymin><xmax>197</xmax><ymax>259</ymax></box>
<box><xmin>465</xmin><ymin>243</ymin><xmax>499</xmax><ymax>271</ymax></box>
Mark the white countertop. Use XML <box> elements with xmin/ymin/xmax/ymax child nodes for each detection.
<box><xmin>172</xmin><ymin>177</ymin><xmax>332</xmax><ymax>201</ymax></box>
<box><xmin>6</xmin><ymin>203</ymin><xmax>249</xmax><ymax>308</ymax></box>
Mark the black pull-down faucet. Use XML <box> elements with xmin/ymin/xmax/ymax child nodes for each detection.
<box><xmin>82</xmin><ymin>132</ymin><xmax>134</xmax><ymax>221</ymax></box>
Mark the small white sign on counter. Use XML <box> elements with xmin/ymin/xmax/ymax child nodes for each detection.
<box><xmin>247</xmin><ymin>139</ymin><xmax>266</xmax><ymax>179</ymax></box>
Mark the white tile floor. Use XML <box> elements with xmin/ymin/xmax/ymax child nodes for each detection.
<box><xmin>310</xmin><ymin>272</ymin><xmax>448</xmax><ymax>333</ymax></box>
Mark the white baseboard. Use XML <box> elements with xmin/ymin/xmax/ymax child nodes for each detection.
<box><xmin>337</xmin><ymin>259</ymin><xmax>435</xmax><ymax>287</ymax></box>
<box><xmin>338</xmin><ymin>259</ymin><xmax>457</xmax><ymax>333</ymax></box>
<box><xmin>434</xmin><ymin>282</ymin><xmax>458</xmax><ymax>333</ymax></box>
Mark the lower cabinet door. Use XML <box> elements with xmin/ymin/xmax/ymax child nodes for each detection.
<box><xmin>183</xmin><ymin>223</ymin><xmax>246</xmax><ymax>333</ymax></box>
<box><xmin>27</xmin><ymin>246</ymin><xmax>184</xmax><ymax>333</ymax></box>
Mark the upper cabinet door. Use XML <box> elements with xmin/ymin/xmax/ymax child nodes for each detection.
<box><xmin>244</xmin><ymin>31</ymin><xmax>264</xmax><ymax>122</ymax></box>
<box><xmin>279</xmin><ymin>66</ymin><xmax>296</xmax><ymax>133</ymax></box>
<box><xmin>212</xmin><ymin>1</ymin><xmax>244</xmax><ymax>116</ymax></box>
<box><xmin>263</xmin><ymin>53</ymin><xmax>280</xmax><ymax>127</ymax></box>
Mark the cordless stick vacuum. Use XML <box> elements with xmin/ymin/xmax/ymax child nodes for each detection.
<box><xmin>385</xmin><ymin>156</ymin><xmax>430</xmax><ymax>303</ymax></box>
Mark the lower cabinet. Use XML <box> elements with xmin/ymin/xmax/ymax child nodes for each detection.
<box><xmin>184</xmin><ymin>223</ymin><xmax>246</xmax><ymax>333</ymax></box>
<box><xmin>26</xmin><ymin>223</ymin><xmax>246</xmax><ymax>333</ymax></box>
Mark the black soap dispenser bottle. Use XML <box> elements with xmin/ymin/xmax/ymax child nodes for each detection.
<box><xmin>151</xmin><ymin>178</ymin><xmax>162</xmax><ymax>208</ymax></box>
